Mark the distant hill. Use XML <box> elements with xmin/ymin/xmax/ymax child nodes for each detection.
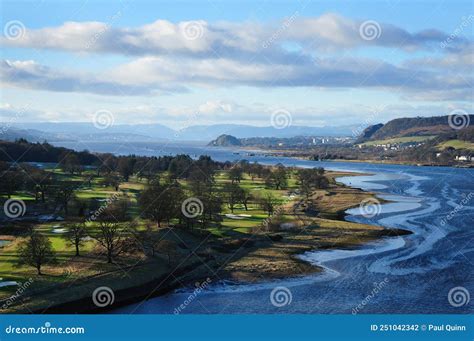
<box><xmin>0</xmin><ymin>138</ymin><xmax>99</xmax><ymax>164</ymax></box>
<box><xmin>8</xmin><ymin>116</ymin><xmax>472</xmax><ymax>145</ymax></box>
<box><xmin>357</xmin><ymin>124</ymin><xmax>383</xmax><ymax>142</ymax></box>
<box><xmin>357</xmin><ymin>115</ymin><xmax>474</xmax><ymax>142</ymax></box>
<box><xmin>208</xmin><ymin>134</ymin><xmax>242</xmax><ymax>147</ymax></box>
<box><xmin>0</xmin><ymin>127</ymin><xmax>63</xmax><ymax>142</ymax></box>
<box><xmin>181</xmin><ymin>124</ymin><xmax>356</xmax><ymax>140</ymax></box>
<box><xmin>12</xmin><ymin>122</ymin><xmax>175</xmax><ymax>141</ymax></box>
<box><xmin>8</xmin><ymin>122</ymin><xmax>356</xmax><ymax>142</ymax></box>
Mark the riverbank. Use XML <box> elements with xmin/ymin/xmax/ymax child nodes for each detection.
<box><xmin>1</xmin><ymin>170</ymin><xmax>410</xmax><ymax>314</ymax></box>
<box><xmin>237</xmin><ymin>146</ymin><xmax>471</xmax><ymax>167</ymax></box>
<box><xmin>216</xmin><ymin>171</ymin><xmax>409</xmax><ymax>283</ymax></box>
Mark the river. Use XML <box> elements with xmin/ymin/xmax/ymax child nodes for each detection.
<box><xmin>55</xmin><ymin>141</ymin><xmax>474</xmax><ymax>314</ymax></box>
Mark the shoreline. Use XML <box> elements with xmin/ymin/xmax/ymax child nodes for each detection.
<box><xmin>235</xmin><ymin>146</ymin><xmax>472</xmax><ymax>168</ymax></box>
<box><xmin>4</xmin><ymin>170</ymin><xmax>411</xmax><ymax>314</ymax></box>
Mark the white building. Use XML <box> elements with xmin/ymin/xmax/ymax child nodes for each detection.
<box><xmin>455</xmin><ymin>155</ymin><xmax>473</xmax><ymax>162</ymax></box>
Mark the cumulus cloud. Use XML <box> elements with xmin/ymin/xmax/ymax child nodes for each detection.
<box><xmin>404</xmin><ymin>45</ymin><xmax>474</xmax><ymax>71</ymax></box>
<box><xmin>283</xmin><ymin>15</ymin><xmax>451</xmax><ymax>51</ymax></box>
<box><xmin>198</xmin><ymin>100</ymin><xmax>234</xmax><ymax>114</ymax></box>
<box><xmin>0</xmin><ymin>14</ymin><xmax>472</xmax><ymax>102</ymax></box>
<box><xmin>1</xmin><ymin>13</ymin><xmax>464</xmax><ymax>56</ymax></box>
<box><xmin>0</xmin><ymin>59</ymin><xmax>187</xmax><ymax>96</ymax></box>
<box><xmin>2</xmin><ymin>55</ymin><xmax>471</xmax><ymax>101</ymax></box>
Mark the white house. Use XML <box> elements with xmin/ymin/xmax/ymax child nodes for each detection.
<box><xmin>455</xmin><ymin>155</ymin><xmax>473</xmax><ymax>162</ymax></box>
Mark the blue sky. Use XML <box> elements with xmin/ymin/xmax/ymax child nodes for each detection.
<box><xmin>0</xmin><ymin>0</ymin><xmax>472</xmax><ymax>128</ymax></box>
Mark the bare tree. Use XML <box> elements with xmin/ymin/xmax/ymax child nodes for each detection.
<box><xmin>130</xmin><ymin>224</ymin><xmax>162</xmax><ymax>257</ymax></box>
<box><xmin>259</xmin><ymin>193</ymin><xmax>278</xmax><ymax>217</ymax></box>
<box><xmin>94</xmin><ymin>220</ymin><xmax>124</xmax><ymax>263</ymax></box>
<box><xmin>101</xmin><ymin>173</ymin><xmax>121</xmax><ymax>191</ymax></box>
<box><xmin>139</xmin><ymin>180</ymin><xmax>184</xmax><ymax>228</ymax></box>
<box><xmin>65</xmin><ymin>222</ymin><xmax>87</xmax><ymax>256</ymax></box>
<box><xmin>238</xmin><ymin>188</ymin><xmax>252</xmax><ymax>211</ymax></box>
<box><xmin>17</xmin><ymin>230</ymin><xmax>56</xmax><ymax>275</ymax></box>
<box><xmin>228</xmin><ymin>166</ymin><xmax>243</xmax><ymax>184</ymax></box>
<box><xmin>297</xmin><ymin>168</ymin><xmax>329</xmax><ymax>201</ymax></box>
<box><xmin>223</xmin><ymin>183</ymin><xmax>241</xmax><ymax>213</ymax></box>
<box><xmin>59</xmin><ymin>153</ymin><xmax>83</xmax><ymax>174</ymax></box>
<box><xmin>92</xmin><ymin>201</ymin><xmax>129</xmax><ymax>263</ymax></box>
<box><xmin>54</xmin><ymin>182</ymin><xmax>76</xmax><ymax>216</ymax></box>
<box><xmin>265</xmin><ymin>166</ymin><xmax>288</xmax><ymax>190</ymax></box>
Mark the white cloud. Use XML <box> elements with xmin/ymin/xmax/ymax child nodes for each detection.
<box><xmin>0</xmin><ymin>59</ymin><xmax>187</xmax><ymax>96</ymax></box>
<box><xmin>198</xmin><ymin>100</ymin><xmax>233</xmax><ymax>114</ymax></box>
<box><xmin>0</xmin><ymin>14</ymin><xmax>472</xmax><ymax>105</ymax></box>
<box><xmin>1</xmin><ymin>14</ymin><xmax>463</xmax><ymax>56</ymax></box>
<box><xmin>4</xmin><ymin>53</ymin><xmax>471</xmax><ymax>101</ymax></box>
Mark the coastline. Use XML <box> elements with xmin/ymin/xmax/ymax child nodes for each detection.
<box><xmin>216</xmin><ymin>170</ymin><xmax>409</xmax><ymax>284</ymax></box>
<box><xmin>236</xmin><ymin>146</ymin><xmax>472</xmax><ymax>168</ymax></box>
<box><xmin>3</xmin><ymin>170</ymin><xmax>411</xmax><ymax>314</ymax></box>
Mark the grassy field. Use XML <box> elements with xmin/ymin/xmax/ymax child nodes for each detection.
<box><xmin>359</xmin><ymin>135</ymin><xmax>435</xmax><ymax>147</ymax></box>
<box><xmin>437</xmin><ymin>139</ymin><xmax>474</xmax><ymax>150</ymax></box>
<box><xmin>0</xmin><ymin>167</ymin><xmax>290</xmax><ymax>308</ymax></box>
<box><xmin>0</xmin><ymin>166</ymin><xmax>402</xmax><ymax>313</ymax></box>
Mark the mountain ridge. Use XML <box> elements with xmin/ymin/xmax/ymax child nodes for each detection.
<box><xmin>357</xmin><ymin>115</ymin><xmax>474</xmax><ymax>142</ymax></box>
<box><xmin>2</xmin><ymin>122</ymin><xmax>357</xmax><ymax>142</ymax></box>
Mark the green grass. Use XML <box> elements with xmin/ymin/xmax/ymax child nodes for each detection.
<box><xmin>0</xmin><ymin>167</ymin><xmax>304</xmax><ymax>307</ymax></box>
<box><xmin>0</xmin><ymin>164</ymin><xmax>392</xmax><ymax>312</ymax></box>
<box><xmin>438</xmin><ymin>139</ymin><xmax>474</xmax><ymax>150</ymax></box>
<box><xmin>0</xmin><ymin>193</ymin><xmax>36</xmax><ymax>201</ymax></box>
<box><xmin>360</xmin><ymin>135</ymin><xmax>435</xmax><ymax>147</ymax></box>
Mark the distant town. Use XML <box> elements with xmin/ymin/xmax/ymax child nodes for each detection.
<box><xmin>209</xmin><ymin>115</ymin><xmax>474</xmax><ymax>166</ymax></box>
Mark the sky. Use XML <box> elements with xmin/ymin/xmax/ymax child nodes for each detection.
<box><xmin>0</xmin><ymin>0</ymin><xmax>473</xmax><ymax>129</ymax></box>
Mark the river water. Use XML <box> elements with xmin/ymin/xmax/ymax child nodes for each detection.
<box><xmin>55</xmin><ymin>142</ymin><xmax>473</xmax><ymax>314</ymax></box>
